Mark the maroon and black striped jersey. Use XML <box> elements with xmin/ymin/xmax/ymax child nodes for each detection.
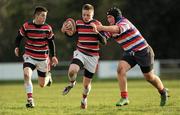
<box><xmin>76</xmin><ymin>19</ymin><xmax>104</xmax><ymax>56</ymax></box>
<box><xmin>19</xmin><ymin>21</ymin><xmax>54</xmax><ymax>60</ymax></box>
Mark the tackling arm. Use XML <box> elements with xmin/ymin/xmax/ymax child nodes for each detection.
<box><xmin>98</xmin><ymin>25</ymin><xmax>120</xmax><ymax>33</ymax></box>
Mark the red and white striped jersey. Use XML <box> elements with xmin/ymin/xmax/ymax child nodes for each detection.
<box><xmin>76</xmin><ymin>19</ymin><xmax>102</xmax><ymax>56</ymax></box>
<box><xmin>111</xmin><ymin>17</ymin><xmax>149</xmax><ymax>52</ymax></box>
<box><xmin>19</xmin><ymin>21</ymin><xmax>54</xmax><ymax>60</ymax></box>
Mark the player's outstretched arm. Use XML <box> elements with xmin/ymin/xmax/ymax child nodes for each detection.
<box><xmin>97</xmin><ymin>25</ymin><xmax>120</xmax><ymax>33</ymax></box>
<box><xmin>90</xmin><ymin>23</ymin><xmax>107</xmax><ymax>45</ymax></box>
<box><xmin>48</xmin><ymin>37</ymin><xmax>59</xmax><ymax>66</ymax></box>
<box><xmin>15</xmin><ymin>32</ymin><xmax>23</xmax><ymax>57</ymax></box>
<box><xmin>51</xmin><ymin>56</ymin><xmax>58</xmax><ymax>67</ymax></box>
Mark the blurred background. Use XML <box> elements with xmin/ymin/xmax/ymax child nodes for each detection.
<box><xmin>0</xmin><ymin>0</ymin><xmax>180</xmax><ymax>80</ymax></box>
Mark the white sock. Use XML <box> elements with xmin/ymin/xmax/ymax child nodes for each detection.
<box><xmin>24</xmin><ymin>80</ymin><xmax>33</xmax><ymax>95</ymax></box>
<box><xmin>82</xmin><ymin>98</ymin><xmax>87</xmax><ymax>104</ymax></box>
<box><xmin>83</xmin><ymin>84</ymin><xmax>91</xmax><ymax>96</ymax></box>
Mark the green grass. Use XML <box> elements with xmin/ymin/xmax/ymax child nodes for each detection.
<box><xmin>0</xmin><ymin>78</ymin><xmax>180</xmax><ymax>115</ymax></box>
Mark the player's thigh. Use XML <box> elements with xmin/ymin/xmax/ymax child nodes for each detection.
<box><xmin>23</xmin><ymin>62</ymin><xmax>36</xmax><ymax>80</ymax></box>
<box><xmin>36</xmin><ymin>59</ymin><xmax>49</xmax><ymax>74</ymax></box>
<box><xmin>36</xmin><ymin>60</ymin><xmax>48</xmax><ymax>87</ymax></box>
<box><xmin>121</xmin><ymin>51</ymin><xmax>137</xmax><ymax>70</ymax></box>
<box><xmin>69</xmin><ymin>50</ymin><xmax>85</xmax><ymax>73</ymax></box>
<box><xmin>37</xmin><ymin>70</ymin><xmax>46</xmax><ymax>87</ymax></box>
<box><xmin>136</xmin><ymin>46</ymin><xmax>155</xmax><ymax>68</ymax></box>
<box><xmin>84</xmin><ymin>56</ymin><xmax>99</xmax><ymax>73</ymax></box>
<box><xmin>23</xmin><ymin>55</ymin><xmax>36</xmax><ymax>79</ymax></box>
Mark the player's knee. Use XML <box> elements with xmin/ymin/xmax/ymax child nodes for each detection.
<box><xmin>68</xmin><ymin>69</ymin><xmax>78</xmax><ymax>81</ymax></box>
<box><xmin>83</xmin><ymin>84</ymin><xmax>91</xmax><ymax>95</ymax></box>
<box><xmin>24</xmin><ymin>72</ymin><xmax>30</xmax><ymax>80</ymax></box>
<box><xmin>144</xmin><ymin>72</ymin><xmax>154</xmax><ymax>81</ymax></box>
<box><xmin>117</xmin><ymin>66</ymin><xmax>126</xmax><ymax>76</ymax></box>
<box><xmin>68</xmin><ymin>69</ymin><xmax>78</xmax><ymax>77</ymax></box>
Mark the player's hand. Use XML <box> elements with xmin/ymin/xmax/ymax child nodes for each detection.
<box><xmin>61</xmin><ymin>21</ymin><xmax>72</xmax><ymax>33</ymax></box>
<box><xmin>96</xmin><ymin>25</ymin><xmax>102</xmax><ymax>31</ymax></box>
<box><xmin>90</xmin><ymin>23</ymin><xmax>103</xmax><ymax>33</ymax></box>
<box><xmin>14</xmin><ymin>47</ymin><xmax>19</xmax><ymax>57</ymax></box>
<box><xmin>51</xmin><ymin>56</ymin><xmax>58</xmax><ymax>67</ymax></box>
<box><xmin>90</xmin><ymin>23</ymin><xmax>99</xmax><ymax>33</ymax></box>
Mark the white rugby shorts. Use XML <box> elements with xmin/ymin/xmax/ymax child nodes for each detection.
<box><xmin>73</xmin><ymin>50</ymin><xmax>99</xmax><ymax>73</ymax></box>
<box><xmin>23</xmin><ymin>54</ymin><xmax>49</xmax><ymax>72</ymax></box>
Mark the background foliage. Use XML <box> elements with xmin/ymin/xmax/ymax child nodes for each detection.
<box><xmin>0</xmin><ymin>0</ymin><xmax>179</xmax><ymax>62</ymax></box>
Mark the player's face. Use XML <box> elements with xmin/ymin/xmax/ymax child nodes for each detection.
<box><xmin>34</xmin><ymin>12</ymin><xmax>47</xmax><ymax>25</ymax></box>
<box><xmin>107</xmin><ymin>15</ymin><xmax>115</xmax><ymax>25</ymax></box>
<box><xmin>82</xmin><ymin>10</ymin><xmax>94</xmax><ymax>23</ymax></box>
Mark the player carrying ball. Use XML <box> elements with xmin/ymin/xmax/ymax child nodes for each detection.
<box><xmin>61</xmin><ymin>4</ymin><xmax>107</xmax><ymax>109</ymax></box>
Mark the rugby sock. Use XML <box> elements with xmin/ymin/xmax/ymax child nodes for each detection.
<box><xmin>81</xmin><ymin>85</ymin><xmax>91</xmax><ymax>103</ymax></box>
<box><xmin>121</xmin><ymin>91</ymin><xmax>128</xmax><ymax>98</ymax></box>
<box><xmin>83</xmin><ymin>94</ymin><xmax>87</xmax><ymax>99</ymax></box>
<box><xmin>67</xmin><ymin>81</ymin><xmax>76</xmax><ymax>87</ymax></box>
<box><xmin>82</xmin><ymin>94</ymin><xmax>87</xmax><ymax>103</ymax></box>
<box><xmin>83</xmin><ymin>85</ymin><xmax>91</xmax><ymax>96</ymax></box>
<box><xmin>25</xmin><ymin>81</ymin><xmax>33</xmax><ymax>99</ymax></box>
<box><xmin>27</xmin><ymin>93</ymin><xmax>32</xmax><ymax>98</ymax></box>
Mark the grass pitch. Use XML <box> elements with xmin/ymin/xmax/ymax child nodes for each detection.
<box><xmin>0</xmin><ymin>78</ymin><xmax>180</xmax><ymax>115</ymax></box>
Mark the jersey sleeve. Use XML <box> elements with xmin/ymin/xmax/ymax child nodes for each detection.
<box><xmin>48</xmin><ymin>36</ymin><xmax>56</xmax><ymax>57</ymax></box>
<box><xmin>47</xmin><ymin>25</ymin><xmax>54</xmax><ymax>39</ymax></box>
<box><xmin>93</xmin><ymin>20</ymin><xmax>109</xmax><ymax>44</ymax></box>
<box><xmin>94</xmin><ymin>20</ymin><xmax>102</xmax><ymax>26</ymax></box>
<box><xmin>96</xmin><ymin>20</ymin><xmax>112</xmax><ymax>39</ymax></box>
<box><xmin>117</xmin><ymin>21</ymin><xmax>131</xmax><ymax>34</ymax></box>
<box><xmin>19</xmin><ymin>23</ymin><xmax>27</xmax><ymax>37</ymax></box>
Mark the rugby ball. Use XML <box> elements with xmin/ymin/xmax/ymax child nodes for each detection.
<box><xmin>63</xmin><ymin>18</ymin><xmax>76</xmax><ymax>36</ymax></box>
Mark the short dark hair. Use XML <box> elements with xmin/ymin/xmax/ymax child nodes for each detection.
<box><xmin>34</xmin><ymin>6</ymin><xmax>48</xmax><ymax>15</ymax></box>
<box><xmin>82</xmin><ymin>4</ymin><xmax>94</xmax><ymax>11</ymax></box>
<box><xmin>107</xmin><ymin>7</ymin><xmax>122</xmax><ymax>18</ymax></box>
